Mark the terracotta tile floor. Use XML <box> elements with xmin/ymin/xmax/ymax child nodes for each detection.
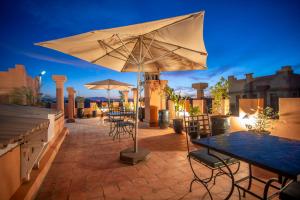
<box><xmin>36</xmin><ymin>118</ymin><xmax>278</xmax><ymax>200</ymax></box>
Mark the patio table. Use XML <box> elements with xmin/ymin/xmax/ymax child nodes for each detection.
<box><xmin>192</xmin><ymin>131</ymin><xmax>300</xmax><ymax>200</ymax></box>
<box><xmin>107</xmin><ymin>111</ymin><xmax>135</xmax><ymax>140</ymax></box>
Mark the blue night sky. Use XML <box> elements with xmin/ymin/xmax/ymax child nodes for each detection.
<box><xmin>0</xmin><ymin>0</ymin><xmax>300</xmax><ymax>98</ymax></box>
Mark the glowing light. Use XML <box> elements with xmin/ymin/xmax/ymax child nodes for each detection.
<box><xmin>178</xmin><ymin>111</ymin><xmax>189</xmax><ymax>117</ymax></box>
<box><xmin>238</xmin><ymin>111</ymin><xmax>257</xmax><ymax>130</ymax></box>
<box><xmin>40</xmin><ymin>70</ymin><xmax>46</xmax><ymax>76</ymax></box>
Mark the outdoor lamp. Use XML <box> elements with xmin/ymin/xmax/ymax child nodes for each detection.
<box><xmin>40</xmin><ymin>70</ymin><xmax>46</xmax><ymax>76</ymax></box>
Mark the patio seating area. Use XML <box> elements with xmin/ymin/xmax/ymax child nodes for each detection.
<box><xmin>35</xmin><ymin>117</ymin><xmax>274</xmax><ymax>200</ymax></box>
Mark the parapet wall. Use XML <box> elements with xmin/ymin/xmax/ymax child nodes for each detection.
<box><xmin>0</xmin><ymin>64</ymin><xmax>39</xmax><ymax>104</ymax></box>
<box><xmin>230</xmin><ymin>98</ymin><xmax>300</xmax><ymax>140</ymax></box>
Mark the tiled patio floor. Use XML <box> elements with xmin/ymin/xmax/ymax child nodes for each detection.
<box><xmin>36</xmin><ymin>118</ymin><xmax>277</xmax><ymax>200</ymax></box>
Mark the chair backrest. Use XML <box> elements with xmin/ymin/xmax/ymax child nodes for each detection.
<box><xmin>183</xmin><ymin>114</ymin><xmax>212</xmax><ymax>153</ymax></box>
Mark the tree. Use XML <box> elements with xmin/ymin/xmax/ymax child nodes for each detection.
<box><xmin>165</xmin><ymin>86</ymin><xmax>187</xmax><ymax>118</ymax></box>
<box><xmin>210</xmin><ymin>77</ymin><xmax>229</xmax><ymax>115</ymax></box>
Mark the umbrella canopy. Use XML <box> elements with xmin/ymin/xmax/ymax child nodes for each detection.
<box><xmin>36</xmin><ymin>11</ymin><xmax>207</xmax><ymax>72</ymax></box>
<box><xmin>84</xmin><ymin>79</ymin><xmax>133</xmax><ymax>104</ymax></box>
<box><xmin>85</xmin><ymin>79</ymin><xmax>133</xmax><ymax>90</ymax></box>
<box><xmin>36</xmin><ymin>11</ymin><xmax>208</xmax><ymax>161</ymax></box>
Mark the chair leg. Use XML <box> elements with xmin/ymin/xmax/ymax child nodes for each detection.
<box><xmin>213</xmin><ymin>170</ymin><xmax>223</xmax><ymax>185</ymax></box>
<box><xmin>189</xmin><ymin>177</ymin><xmax>197</xmax><ymax>192</ymax></box>
<box><xmin>237</xmin><ymin>187</ymin><xmax>241</xmax><ymax>200</ymax></box>
<box><xmin>244</xmin><ymin>163</ymin><xmax>252</xmax><ymax>197</ymax></box>
<box><xmin>188</xmin><ymin>157</ymin><xmax>213</xmax><ymax>200</ymax></box>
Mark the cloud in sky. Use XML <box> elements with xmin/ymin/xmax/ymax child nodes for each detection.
<box><xmin>174</xmin><ymin>86</ymin><xmax>196</xmax><ymax>98</ymax></box>
<box><xmin>0</xmin><ymin>43</ymin><xmax>104</xmax><ymax>71</ymax></box>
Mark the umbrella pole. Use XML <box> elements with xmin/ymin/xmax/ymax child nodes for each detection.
<box><xmin>119</xmin><ymin>36</ymin><xmax>150</xmax><ymax>165</ymax></box>
<box><xmin>134</xmin><ymin>65</ymin><xmax>141</xmax><ymax>153</ymax></box>
<box><xmin>107</xmin><ymin>89</ymin><xmax>111</xmax><ymax>107</ymax></box>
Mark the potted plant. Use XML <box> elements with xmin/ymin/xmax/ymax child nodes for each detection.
<box><xmin>165</xmin><ymin>86</ymin><xmax>187</xmax><ymax>134</ymax></box>
<box><xmin>210</xmin><ymin>77</ymin><xmax>230</xmax><ymax>135</ymax></box>
<box><xmin>92</xmin><ymin>103</ymin><xmax>98</xmax><ymax>117</ymax></box>
<box><xmin>187</xmin><ymin>106</ymin><xmax>201</xmax><ymax>139</ymax></box>
<box><xmin>158</xmin><ymin>84</ymin><xmax>169</xmax><ymax>129</ymax></box>
<box><xmin>245</xmin><ymin>106</ymin><xmax>278</xmax><ymax>134</ymax></box>
<box><xmin>189</xmin><ymin>106</ymin><xmax>200</xmax><ymax>117</ymax></box>
<box><xmin>76</xmin><ymin>96</ymin><xmax>85</xmax><ymax>118</ymax></box>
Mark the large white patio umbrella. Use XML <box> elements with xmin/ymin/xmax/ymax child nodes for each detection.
<box><xmin>36</xmin><ymin>11</ymin><xmax>208</xmax><ymax>164</ymax></box>
<box><xmin>84</xmin><ymin>79</ymin><xmax>133</xmax><ymax>105</ymax></box>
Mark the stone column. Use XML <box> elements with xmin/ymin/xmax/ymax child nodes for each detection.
<box><xmin>122</xmin><ymin>90</ymin><xmax>129</xmax><ymax>104</ymax></box>
<box><xmin>144</xmin><ymin>80</ymin><xmax>168</xmax><ymax>126</ymax></box>
<box><xmin>52</xmin><ymin>75</ymin><xmax>67</xmax><ymax>113</ymax></box>
<box><xmin>66</xmin><ymin>87</ymin><xmax>76</xmax><ymax>123</ymax></box>
<box><xmin>132</xmin><ymin>88</ymin><xmax>138</xmax><ymax>107</ymax></box>
<box><xmin>192</xmin><ymin>82</ymin><xmax>208</xmax><ymax>99</ymax></box>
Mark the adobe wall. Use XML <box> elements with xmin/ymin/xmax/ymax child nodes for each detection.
<box><xmin>0</xmin><ymin>146</ymin><xmax>21</xmax><ymax>200</ymax></box>
<box><xmin>0</xmin><ymin>64</ymin><xmax>39</xmax><ymax>104</ymax></box>
<box><xmin>230</xmin><ymin>98</ymin><xmax>300</xmax><ymax>140</ymax></box>
<box><xmin>212</xmin><ymin>99</ymin><xmax>230</xmax><ymax>115</ymax></box>
<box><xmin>272</xmin><ymin>98</ymin><xmax>300</xmax><ymax>140</ymax></box>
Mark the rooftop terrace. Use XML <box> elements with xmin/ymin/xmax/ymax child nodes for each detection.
<box><xmin>35</xmin><ymin>118</ymin><xmax>275</xmax><ymax>200</ymax></box>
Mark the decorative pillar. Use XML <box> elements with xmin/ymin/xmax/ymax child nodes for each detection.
<box><xmin>192</xmin><ymin>82</ymin><xmax>208</xmax><ymax>99</ymax></box>
<box><xmin>144</xmin><ymin>79</ymin><xmax>168</xmax><ymax>126</ymax></box>
<box><xmin>66</xmin><ymin>87</ymin><xmax>76</xmax><ymax>123</ymax></box>
<box><xmin>122</xmin><ymin>90</ymin><xmax>129</xmax><ymax>104</ymax></box>
<box><xmin>192</xmin><ymin>82</ymin><xmax>208</xmax><ymax>113</ymax></box>
<box><xmin>132</xmin><ymin>88</ymin><xmax>138</xmax><ymax>107</ymax></box>
<box><xmin>52</xmin><ymin>75</ymin><xmax>67</xmax><ymax>113</ymax></box>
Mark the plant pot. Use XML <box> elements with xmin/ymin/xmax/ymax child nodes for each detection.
<box><xmin>210</xmin><ymin>115</ymin><xmax>230</xmax><ymax>136</ymax></box>
<box><xmin>77</xmin><ymin>108</ymin><xmax>84</xmax><ymax>118</ymax></box>
<box><xmin>257</xmin><ymin>130</ymin><xmax>271</xmax><ymax>135</ymax></box>
<box><xmin>173</xmin><ymin>118</ymin><xmax>183</xmax><ymax>134</ymax></box>
<box><xmin>92</xmin><ymin>110</ymin><xmax>97</xmax><ymax>117</ymax></box>
<box><xmin>158</xmin><ymin>110</ymin><xmax>169</xmax><ymax>129</ymax></box>
<box><xmin>187</xmin><ymin>121</ymin><xmax>208</xmax><ymax>139</ymax></box>
<box><xmin>138</xmin><ymin>107</ymin><xmax>145</xmax><ymax>122</ymax></box>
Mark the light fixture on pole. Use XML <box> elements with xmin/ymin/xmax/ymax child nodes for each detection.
<box><xmin>38</xmin><ymin>70</ymin><xmax>46</xmax><ymax>102</ymax></box>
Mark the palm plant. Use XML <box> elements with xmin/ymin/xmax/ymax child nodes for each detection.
<box><xmin>246</xmin><ymin>106</ymin><xmax>278</xmax><ymax>133</ymax></box>
<box><xmin>210</xmin><ymin>77</ymin><xmax>229</xmax><ymax>115</ymax></box>
<box><xmin>165</xmin><ymin>86</ymin><xmax>187</xmax><ymax>118</ymax></box>
<box><xmin>10</xmin><ymin>86</ymin><xmax>35</xmax><ymax>105</ymax></box>
<box><xmin>189</xmin><ymin>106</ymin><xmax>200</xmax><ymax>117</ymax></box>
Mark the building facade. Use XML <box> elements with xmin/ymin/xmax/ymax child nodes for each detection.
<box><xmin>228</xmin><ymin>66</ymin><xmax>300</xmax><ymax>114</ymax></box>
<box><xmin>0</xmin><ymin>64</ymin><xmax>39</xmax><ymax>105</ymax></box>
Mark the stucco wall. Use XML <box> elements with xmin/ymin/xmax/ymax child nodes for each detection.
<box><xmin>230</xmin><ymin>98</ymin><xmax>300</xmax><ymax>140</ymax></box>
<box><xmin>0</xmin><ymin>64</ymin><xmax>39</xmax><ymax>104</ymax></box>
<box><xmin>0</xmin><ymin>146</ymin><xmax>21</xmax><ymax>200</ymax></box>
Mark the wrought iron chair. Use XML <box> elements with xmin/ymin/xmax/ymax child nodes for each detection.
<box><xmin>107</xmin><ymin>107</ymin><xmax>123</xmax><ymax>136</ymax></box>
<box><xmin>183</xmin><ymin>114</ymin><xmax>240</xmax><ymax>199</ymax></box>
<box><xmin>279</xmin><ymin>181</ymin><xmax>300</xmax><ymax>200</ymax></box>
<box><xmin>112</xmin><ymin>110</ymin><xmax>135</xmax><ymax>141</ymax></box>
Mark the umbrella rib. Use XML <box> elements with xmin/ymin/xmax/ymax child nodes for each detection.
<box><xmin>153</xmin><ymin>42</ymin><xmax>203</xmax><ymax>68</ymax></box>
<box><xmin>116</xmin><ymin>34</ymin><xmax>139</xmax><ymax>64</ymax></box>
<box><xmin>143</xmin><ymin>47</ymin><xmax>181</xmax><ymax>65</ymax></box>
<box><xmin>143</xmin><ymin>36</ymin><xmax>207</xmax><ymax>55</ymax></box>
<box><xmin>121</xmin><ymin>39</ymin><xmax>140</xmax><ymax>72</ymax></box>
<box><xmin>95</xmin><ymin>40</ymin><xmax>130</xmax><ymax>61</ymax></box>
<box><xmin>141</xmin><ymin>40</ymin><xmax>153</xmax><ymax>60</ymax></box>
<box><xmin>142</xmin><ymin>12</ymin><xmax>203</xmax><ymax>41</ymax></box>
<box><xmin>141</xmin><ymin>32</ymin><xmax>156</xmax><ymax>63</ymax></box>
<box><xmin>91</xmin><ymin>40</ymin><xmax>135</xmax><ymax>64</ymax></box>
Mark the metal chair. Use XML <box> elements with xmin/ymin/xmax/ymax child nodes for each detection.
<box><xmin>107</xmin><ymin>107</ymin><xmax>123</xmax><ymax>136</ymax></box>
<box><xmin>112</xmin><ymin>110</ymin><xmax>135</xmax><ymax>141</ymax></box>
<box><xmin>279</xmin><ymin>181</ymin><xmax>300</xmax><ymax>200</ymax></box>
<box><xmin>183</xmin><ymin>114</ymin><xmax>240</xmax><ymax>199</ymax></box>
